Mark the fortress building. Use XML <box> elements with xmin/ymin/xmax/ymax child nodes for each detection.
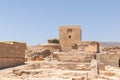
<box><xmin>59</xmin><ymin>25</ymin><xmax>99</xmax><ymax>53</ymax></box>
<box><xmin>59</xmin><ymin>26</ymin><xmax>82</xmax><ymax>51</ymax></box>
<box><xmin>40</xmin><ymin>25</ymin><xmax>99</xmax><ymax>53</ymax></box>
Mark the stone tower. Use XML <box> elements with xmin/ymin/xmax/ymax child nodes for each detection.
<box><xmin>59</xmin><ymin>25</ymin><xmax>82</xmax><ymax>51</ymax></box>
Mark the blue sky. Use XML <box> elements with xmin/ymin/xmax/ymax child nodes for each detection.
<box><xmin>0</xmin><ymin>0</ymin><xmax>120</xmax><ymax>45</ymax></box>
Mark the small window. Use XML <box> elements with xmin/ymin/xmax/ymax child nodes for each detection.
<box><xmin>68</xmin><ymin>35</ymin><xmax>71</xmax><ymax>38</ymax></box>
<box><xmin>67</xmin><ymin>29</ymin><xmax>72</xmax><ymax>33</ymax></box>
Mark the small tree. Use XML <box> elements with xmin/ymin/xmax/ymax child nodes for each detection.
<box><xmin>52</xmin><ymin>39</ymin><xmax>59</xmax><ymax>43</ymax></box>
<box><xmin>48</xmin><ymin>39</ymin><xmax>59</xmax><ymax>44</ymax></box>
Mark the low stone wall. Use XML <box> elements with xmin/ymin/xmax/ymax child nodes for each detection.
<box><xmin>77</xmin><ymin>41</ymin><xmax>99</xmax><ymax>53</ymax></box>
<box><xmin>41</xmin><ymin>43</ymin><xmax>60</xmax><ymax>52</ymax></box>
<box><xmin>27</xmin><ymin>61</ymin><xmax>90</xmax><ymax>70</ymax></box>
<box><xmin>0</xmin><ymin>41</ymin><xmax>26</xmax><ymax>69</ymax></box>
<box><xmin>97</xmin><ymin>53</ymin><xmax>120</xmax><ymax>67</ymax></box>
<box><xmin>53</xmin><ymin>51</ymin><xmax>93</xmax><ymax>62</ymax></box>
<box><xmin>0</xmin><ymin>58</ymin><xmax>24</xmax><ymax>69</ymax></box>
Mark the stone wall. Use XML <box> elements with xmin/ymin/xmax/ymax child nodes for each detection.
<box><xmin>0</xmin><ymin>41</ymin><xmax>26</xmax><ymax>69</ymax></box>
<box><xmin>53</xmin><ymin>51</ymin><xmax>93</xmax><ymax>62</ymax></box>
<box><xmin>59</xmin><ymin>26</ymin><xmax>82</xmax><ymax>51</ymax></box>
<box><xmin>41</xmin><ymin>43</ymin><xmax>60</xmax><ymax>52</ymax></box>
<box><xmin>77</xmin><ymin>41</ymin><xmax>99</xmax><ymax>53</ymax></box>
<box><xmin>96</xmin><ymin>53</ymin><xmax>120</xmax><ymax>67</ymax></box>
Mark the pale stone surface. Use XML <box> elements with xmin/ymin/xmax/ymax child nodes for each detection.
<box><xmin>0</xmin><ymin>61</ymin><xmax>119</xmax><ymax>80</ymax></box>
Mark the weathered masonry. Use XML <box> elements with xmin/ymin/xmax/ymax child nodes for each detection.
<box><xmin>0</xmin><ymin>41</ymin><xmax>26</xmax><ymax>69</ymax></box>
<box><xmin>76</xmin><ymin>41</ymin><xmax>99</xmax><ymax>53</ymax></box>
<box><xmin>97</xmin><ymin>53</ymin><xmax>120</xmax><ymax>67</ymax></box>
<box><xmin>59</xmin><ymin>26</ymin><xmax>82</xmax><ymax>51</ymax></box>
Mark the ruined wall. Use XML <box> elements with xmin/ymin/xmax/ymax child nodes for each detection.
<box><xmin>53</xmin><ymin>51</ymin><xmax>93</xmax><ymax>62</ymax></box>
<box><xmin>0</xmin><ymin>41</ymin><xmax>26</xmax><ymax>69</ymax></box>
<box><xmin>59</xmin><ymin>26</ymin><xmax>82</xmax><ymax>51</ymax></box>
<box><xmin>41</xmin><ymin>43</ymin><xmax>60</xmax><ymax>52</ymax></box>
<box><xmin>77</xmin><ymin>41</ymin><xmax>99</xmax><ymax>53</ymax></box>
<box><xmin>77</xmin><ymin>41</ymin><xmax>89</xmax><ymax>51</ymax></box>
<box><xmin>86</xmin><ymin>42</ymin><xmax>99</xmax><ymax>53</ymax></box>
<box><xmin>97</xmin><ymin>53</ymin><xmax>120</xmax><ymax>67</ymax></box>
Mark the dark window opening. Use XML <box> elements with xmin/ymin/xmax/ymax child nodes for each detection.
<box><xmin>68</xmin><ymin>35</ymin><xmax>71</xmax><ymax>38</ymax></box>
<box><xmin>119</xmin><ymin>59</ymin><xmax>120</xmax><ymax>67</ymax></box>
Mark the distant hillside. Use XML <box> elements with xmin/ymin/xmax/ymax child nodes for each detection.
<box><xmin>100</xmin><ymin>42</ymin><xmax>120</xmax><ymax>46</ymax></box>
